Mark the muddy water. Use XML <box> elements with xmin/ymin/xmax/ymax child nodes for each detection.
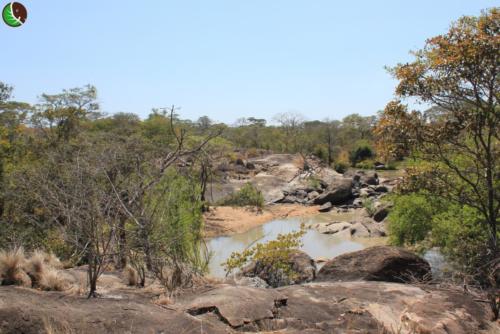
<box><xmin>206</xmin><ymin>211</ymin><xmax>387</xmax><ymax>277</ymax></box>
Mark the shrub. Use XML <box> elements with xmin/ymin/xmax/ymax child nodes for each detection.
<box><xmin>222</xmin><ymin>226</ymin><xmax>306</xmax><ymax>282</ymax></box>
<box><xmin>355</xmin><ymin>160</ymin><xmax>375</xmax><ymax>169</ymax></box>
<box><xmin>431</xmin><ymin>204</ymin><xmax>493</xmax><ymax>282</ymax></box>
<box><xmin>218</xmin><ymin>183</ymin><xmax>264</xmax><ymax>208</ymax></box>
<box><xmin>362</xmin><ymin>197</ymin><xmax>376</xmax><ymax>216</ymax></box>
<box><xmin>334</xmin><ymin>161</ymin><xmax>349</xmax><ymax>174</ymax></box>
<box><xmin>387</xmin><ymin>193</ymin><xmax>444</xmax><ymax>246</ymax></box>
<box><xmin>349</xmin><ymin>144</ymin><xmax>374</xmax><ymax>166</ymax></box>
<box><xmin>0</xmin><ymin>248</ymin><xmax>30</xmax><ymax>286</ymax></box>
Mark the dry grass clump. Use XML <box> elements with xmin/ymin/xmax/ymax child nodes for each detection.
<box><xmin>0</xmin><ymin>248</ymin><xmax>70</xmax><ymax>291</ymax></box>
<box><xmin>124</xmin><ymin>265</ymin><xmax>139</xmax><ymax>286</ymax></box>
<box><xmin>39</xmin><ymin>268</ymin><xmax>71</xmax><ymax>291</ymax></box>
<box><xmin>0</xmin><ymin>248</ymin><xmax>31</xmax><ymax>287</ymax></box>
<box><xmin>154</xmin><ymin>294</ymin><xmax>173</xmax><ymax>306</ymax></box>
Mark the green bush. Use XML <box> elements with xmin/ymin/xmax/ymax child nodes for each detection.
<box><xmin>362</xmin><ymin>197</ymin><xmax>376</xmax><ymax>216</ymax></box>
<box><xmin>349</xmin><ymin>144</ymin><xmax>374</xmax><ymax>166</ymax></box>
<box><xmin>219</xmin><ymin>183</ymin><xmax>264</xmax><ymax>208</ymax></box>
<box><xmin>222</xmin><ymin>226</ymin><xmax>306</xmax><ymax>286</ymax></box>
<box><xmin>431</xmin><ymin>204</ymin><xmax>492</xmax><ymax>279</ymax></box>
<box><xmin>355</xmin><ymin>160</ymin><xmax>375</xmax><ymax>169</ymax></box>
<box><xmin>334</xmin><ymin>161</ymin><xmax>349</xmax><ymax>174</ymax></box>
<box><xmin>387</xmin><ymin>193</ymin><xmax>444</xmax><ymax>246</ymax></box>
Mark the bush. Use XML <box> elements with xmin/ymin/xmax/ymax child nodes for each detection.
<box><xmin>431</xmin><ymin>205</ymin><xmax>493</xmax><ymax>282</ymax></box>
<box><xmin>334</xmin><ymin>161</ymin><xmax>349</xmax><ymax>174</ymax></box>
<box><xmin>387</xmin><ymin>193</ymin><xmax>444</xmax><ymax>246</ymax></box>
<box><xmin>219</xmin><ymin>183</ymin><xmax>264</xmax><ymax>208</ymax></box>
<box><xmin>362</xmin><ymin>197</ymin><xmax>376</xmax><ymax>216</ymax></box>
<box><xmin>349</xmin><ymin>144</ymin><xmax>374</xmax><ymax>166</ymax></box>
<box><xmin>355</xmin><ymin>160</ymin><xmax>375</xmax><ymax>169</ymax></box>
<box><xmin>222</xmin><ymin>226</ymin><xmax>306</xmax><ymax>284</ymax></box>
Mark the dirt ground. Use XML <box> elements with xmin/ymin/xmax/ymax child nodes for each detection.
<box><xmin>203</xmin><ymin>204</ymin><xmax>320</xmax><ymax>238</ymax></box>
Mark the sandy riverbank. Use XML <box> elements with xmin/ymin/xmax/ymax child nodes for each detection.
<box><xmin>203</xmin><ymin>204</ymin><xmax>320</xmax><ymax>238</ymax></box>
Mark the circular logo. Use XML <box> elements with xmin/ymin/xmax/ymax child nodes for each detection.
<box><xmin>2</xmin><ymin>2</ymin><xmax>27</xmax><ymax>27</ymax></box>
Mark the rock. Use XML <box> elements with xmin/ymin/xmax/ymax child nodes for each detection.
<box><xmin>245</xmin><ymin>162</ymin><xmax>255</xmax><ymax>170</ymax></box>
<box><xmin>242</xmin><ymin>250</ymin><xmax>316</xmax><ymax>287</ymax></box>
<box><xmin>233</xmin><ymin>276</ymin><xmax>269</xmax><ymax>288</ymax></box>
<box><xmin>349</xmin><ymin>222</ymin><xmax>371</xmax><ymax>237</ymax></box>
<box><xmin>1</xmin><ymin>280</ymin><xmax>496</xmax><ymax>334</ymax></box>
<box><xmin>295</xmin><ymin>189</ymin><xmax>308</xmax><ymax>199</ymax></box>
<box><xmin>313</xmin><ymin>179</ymin><xmax>353</xmax><ymax>205</ymax></box>
<box><xmin>349</xmin><ymin>170</ymin><xmax>379</xmax><ymax>186</ymax></box>
<box><xmin>307</xmin><ymin>191</ymin><xmax>319</xmax><ymax>200</ymax></box>
<box><xmin>233</xmin><ymin>165</ymin><xmax>249</xmax><ymax>174</ymax></box>
<box><xmin>318</xmin><ymin>202</ymin><xmax>333</xmax><ymax>212</ymax></box>
<box><xmin>352</xmin><ymin>198</ymin><xmax>363</xmax><ymax>207</ymax></box>
<box><xmin>317</xmin><ymin>221</ymin><xmax>352</xmax><ymax>235</ymax></box>
<box><xmin>183</xmin><ymin>285</ymin><xmax>287</xmax><ymax>329</ymax></box>
<box><xmin>373</xmin><ymin>206</ymin><xmax>389</xmax><ymax>222</ymax></box>
<box><xmin>180</xmin><ymin>282</ymin><xmax>497</xmax><ymax>334</ymax></box>
<box><xmin>317</xmin><ymin>246</ymin><xmax>432</xmax><ymax>283</ymax></box>
<box><xmin>374</xmin><ymin>185</ymin><xmax>389</xmax><ymax>193</ymax></box>
<box><xmin>279</xmin><ymin>195</ymin><xmax>299</xmax><ymax>204</ymax></box>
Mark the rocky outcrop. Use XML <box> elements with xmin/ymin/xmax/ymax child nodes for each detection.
<box><xmin>317</xmin><ymin>246</ymin><xmax>432</xmax><ymax>283</ymax></box>
<box><xmin>312</xmin><ymin>179</ymin><xmax>353</xmax><ymax>205</ymax></box>
<box><xmin>180</xmin><ymin>282</ymin><xmax>497</xmax><ymax>334</ymax></box>
<box><xmin>0</xmin><ymin>271</ymin><xmax>497</xmax><ymax>334</ymax></box>
<box><xmin>242</xmin><ymin>250</ymin><xmax>316</xmax><ymax>287</ymax></box>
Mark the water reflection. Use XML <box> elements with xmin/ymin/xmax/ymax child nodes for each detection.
<box><xmin>206</xmin><ymin>214</ymin><xmax>386</xmax><ymax>277</ymax></box>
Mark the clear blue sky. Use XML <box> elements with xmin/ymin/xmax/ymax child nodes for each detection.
<box><xmin>1</xmin><ymin>1</ymin><xmax>496</xmax><ymax>123</ymax></box>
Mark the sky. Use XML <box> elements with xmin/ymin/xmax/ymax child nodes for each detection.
<box><xmin>1</xmin><ymin>0</ymin><xmax>497</xmax><ymax>123</ymax></box>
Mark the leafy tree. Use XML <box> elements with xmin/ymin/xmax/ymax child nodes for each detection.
<box><xmin>380</xmin><ymin>8</ymin><xmax>499</xmax><ymax>258</ymax></box>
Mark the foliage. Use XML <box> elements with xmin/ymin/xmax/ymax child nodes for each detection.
<box><xmin>349</xmin><ymin>142</ymin><xmax>374</xmax><ymax>166</ymax></box>
<box><xmin>362</xmin><ymin>197</ymin><xmax>376</xmax><ymax>217</ymax></box>
<box><xmin>355</xmin><ymin>159</ymin><xmax>375</xmax><ymax>170</ymax></box>
<box><xmin>380</xmin><ymin>8</ymin><xmax>499</xmax><ymax>261</ymax></box>
<box><xmin>387</xmin><ymin>193</ymin><xmax>445</xmax><ymax>246</ymax></box>
<box><xmin>222</xmin><ymin>226</ymin><xmax>306</xmax><ymax>278</ymax></box>
<box><xmin>334</xmin><ymin>161</ymin><xmax>349</xmax><ymax>174</ymax></box>
<box><xmin>431</xmin><ymin>204</ymin><xmax>492</xmax><ymax>281</ymax></box>
<box><xmin>218</xmin><ymin>182</ymin><xmax>264</xmax><ymax>208</ymax></box>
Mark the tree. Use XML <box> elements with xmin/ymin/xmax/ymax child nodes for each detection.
<box><xmin>380</xmin><ymin>9</ymin><xmax>499</xmax><ymax>263</ymax></box>
<box><xmin>273</xmin><ymin>112</ymin><xmax>305</xmax><ymax>152</ymax></box>
<box><xmin>31</xmin><ymin>85</ymin><xmax>100</xmax><ymax>143</ymax></box>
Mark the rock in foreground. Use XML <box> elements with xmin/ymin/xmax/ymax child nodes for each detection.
<box><xmin>317</xmin><ymin>246</ymin><xmax>431</xmax><ymax>283</ymax></box>
<box><xmin>1</xmin><ymin>280</ymin><xmax>497</xmax><ymax>333</ymax></box>
<box><xmin>182</xmin><ymin>281</ymin><xmax>496</xmax><ymax>334</ymax></box>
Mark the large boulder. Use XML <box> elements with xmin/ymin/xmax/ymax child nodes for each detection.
<box><xmin>348</xmin><ymin>170</ymin><xmax>379</xmax><ymax>187</ymax></box>
<box><xmin>242</xmin><ymin>250</ymin><xmax>316</xmax><ymax>288</ymax></box>
<box><xmin>312</xmin><ymin>178</ymin><xmax>353</xmax><ymax>205</ymax></box>
<box><xmin>317</xmin><ymin>246</ymin><xmax>431</xmax><ymax>283</ymax></box>
<box><xmin>180</xmin><ymin>282</ymin><xmax>497</xmax><ymax>334</ymax></box>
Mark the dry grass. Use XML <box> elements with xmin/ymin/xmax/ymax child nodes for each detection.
<box><xmin>23</xmin><ymin>250</ymin><xmax>70</xmax><ymax>291</ymax></box>
<box><xmin>0</xmin><ymin>248</ymin><xmax>31</xmax><ymax>286</ymax></box>
<box><xmin>39</xmin><ymin>268</ymin><xmax>71</xmax><ymax>291</ymax></box>
<box><xmin>154</xmin><ymin>294</ymin><xmax>173</xmax><ymax>306</ymax></box>
<box><xmin>124</xmin><ymin>265</ymin><xmax>139</xmax><ymax>286</ymax></box>
<box><xmin>43</xmin><ymin>317</ymin><xmax>75</xmax><ymax>334</ymax></box>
